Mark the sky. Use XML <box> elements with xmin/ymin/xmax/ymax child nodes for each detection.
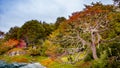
<box><xmin>0</xmin><ymin>0</ymin><xmax>113</xmax><ymax>32</ymax></box>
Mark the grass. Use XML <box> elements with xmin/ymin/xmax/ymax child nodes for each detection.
<box><xmin>0</xmin><ymin>55</ymin><xmax>32</xmax><ymax>63</ymax></box>
<box><xmin>0</xmin><ymin>52</ymin><xmax>91</xmax><ymax>68</ymax></box>
<box><xmin>0</xmin><ymin>55</ymin><xmax>47</xmax><ymax>63</ymax></box>
<box><xmin>75</xmin><ymin>61</ymin><xmax>92</xmax><ymax>68</ymax></box>
<box><xmin>61</xmin><ymin>51</ymin><xmax>86</xmax><ymax>63</ymax></box>
<box><xmin>48</xmin><ymin>62</ymin><xmax>76</xmax><ymax>68</ymax></box>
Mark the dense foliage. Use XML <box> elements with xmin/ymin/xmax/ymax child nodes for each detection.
<box><xmin>0</xmin><ymin>2</ymin><xmax>120</xmax><ymax>68</ymax></box>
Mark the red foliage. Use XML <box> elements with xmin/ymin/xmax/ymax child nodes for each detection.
<box><xmin>17</xmin><ymin>39</ymin><xmax>26</xmax><ymax>48</ymax></box>
<box><xmin>68</xmin><ymin>3</ymin><xmax>113</xmax><ymax>22</ymax></box>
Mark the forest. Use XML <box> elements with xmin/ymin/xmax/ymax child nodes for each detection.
<box><xmin>0</xmin><ymin>1</ymin><xmax>120</xmax><ymax>68</ymax></box>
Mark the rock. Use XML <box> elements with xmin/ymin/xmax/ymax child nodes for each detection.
<box><xmin>11</xmin><ymin>63</ymin><xmax>27</xmax><ymax>67</ymax></box>
<box><xmin>0</xmin><ymin>60</ymin><xmax>45</xmax><ymax>68</ymax></box>
<box><xmin>7</xmin><ymin>48</ymin><xmax>26</xmax><ymax>56</ymax></box>
<box><xmin>20</xmin><ymin>62</ymin><xmax>46</xmax><ymax>68</ymax></box>
<box><xmin>0</xmin><ymin>60</ymin><xmax>7</xmax><ymax>67</ymax></box>
<box><xmin>0</xmin><ymin>60</ymin><xmax>27</xmax><ymax>68</ymax></box>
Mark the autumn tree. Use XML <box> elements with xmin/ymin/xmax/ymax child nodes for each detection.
<box><xmin>0</xmin><ymin>39</ymin><xmax>19</xmax><ymax>55</ymax></box>
<box><xmin>67</xmin><ymin>3</ymin><xmax>120</xmax><ymax>60</ymax></box>
<box><xmin>68</xmin><ymin>3</ymin><xmax>119</xmax><ymax>60</ymax></box>
<box><xmin>50</xmin><ymin>2</ymin><xmax>120</xmax><ymax>62</ymax></box>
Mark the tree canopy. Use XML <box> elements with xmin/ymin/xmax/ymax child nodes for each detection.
<box><xmin>1</xmin><ymin>2</ymin><xmax>120</xmax><ymax>68</ymax></box>
<box><xmin>48</xmin><ymin>2</ymin><xmax>120</xmax><ymax>62</ymax></box>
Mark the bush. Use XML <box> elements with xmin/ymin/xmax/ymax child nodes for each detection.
<box><xmin>84</xmin><ymin>51</ymin><xmax>93</xmax><ymax>62</ymax></box>
<box><xmin>92</xmin><ymin>51</ymin><xmax>108</xmax><ymax>68</ymax></box>
<box><xmin>0</xmin><ymin>39</ymin><xmax>19</xmax><ymax>55</ymax></box>
<box><xmin>41</xmin><ymin>58</ymin><xmax>54</xmax><ymax>67</ymax></box>
<box><xmin>27</xmin><ymin>44</ymin><xmax>46</xmax><ymax>56</ymax></box>
<box><xmin>107</xmin><ymin>56</ymin><xmax>120</xmax><ymax>68</ymax></box>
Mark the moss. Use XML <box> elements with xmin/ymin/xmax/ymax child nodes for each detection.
<box><xmin>48</xmin><ymin>62</ymin><xmax>75</xmax><ymax>68</ymax></box>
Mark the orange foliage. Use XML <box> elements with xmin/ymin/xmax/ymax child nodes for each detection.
<box><xmin>68</xmin><ymin>3</ymin><xmax>113</xmax><ymax>22</ymax></box>
<box><xmin>44</xmin><ymin>40</ymin><xmax>58</xmax><ymax>59</ymax></box>
<box><xmin>11</xmin><ymin>56</ymin><xmax>29</xmax><ymax>63</ymax></box>
<box><xmin>45</xmin><ymin>45</ymin><xmax>58</xmax><ymax>59</ymax></box>
<box><xmin>4</xmin><ymin>39</ymin><xmax>19</xmax><ymax>47</ymax></box>
<box><xmin>41</xmin><ymin>58</ymin><xmax>54</xmax><ymax>67</ymax></box>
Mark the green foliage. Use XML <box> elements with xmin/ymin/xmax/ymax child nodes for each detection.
<box><xmin>108</xmin><ymin>58</ymin><xmax>120</xmax><ymax>68</ymax></box>
<box><xmin>92</xmin><ymin>51</ymin><xmax>108</xmax><ymax>68</ymax></box>
<box><xmin>28</xmin><ymin>45</ymin><xmax>47</xmax><ymax>56</ymax></box>
<box><xmin>48</xmin><ymin>62</ymin><xmax>75</xmax><ymax>68</ymax></box>
<box><xmin>107</xmin><ymin>42</ymin><xmax>120</xmax><ymax>68</ymax></box>
<box><xmin>5</xmin><ymin>26</ymin><xmax>20</xmax><ymax>40</ymax></box>
<box><xmin>42</xmin><ymin>22</ymin><xmax>55</xmax><ymax>38</ymax></box>
<box><xmin>84</xmin><ymin>51</ymin><xmax>93</xmax><ymax>62</ymax></box>
<box><xmin>0</xmin><ymin>38</ymin><xmax>4</xmax><ymax>46</ymax></box>
<box><xmin>1</xmin><ymin>2</ymin><xmax>120</xmax><ymax>68</ymax></box>
<box><xmin>19</xmin><ymin>20</ymin><xmax>45</xmax><ymax>44</ymax></box>
<box><xmin>55</xmin><ymin>17</ymin><xmax>66</xmax><ymax>29</ymax></box>
<box><xmin>0</xmin><ymin>55</ymin><xmax>32</xmax><ymax>63</ymax></box>
<box><xmin>10</xmin><ymin>55</ymin><xmax>31</xmax><ymax>63</ymax></box>
<box><xmin>49</xmin><ymin>2</ymin><xmax>115</xmax><ymax>61</ymax></box>
<box><xmin>28</xmin><ymin>46</ymin><xmax>41</xmax><ymax>56</ymax></box>
<box><xmin>0</xmin><ymin>45</ymin><xmax>10</xmax><ymax>55</ymax></box>
<box><xmin>43</xmin><ymin>40</ymin><xmax>61</xmax><ymax>58</ymax></box>
<box><xmin>93</xmin><ymin>40</ymin><xmax>120</xmax><ymax>68</ymax></box>
<box><xmin>17</xmin><ymin>20</ymin><xmax>55</xmax><ymax>46</ymax></box>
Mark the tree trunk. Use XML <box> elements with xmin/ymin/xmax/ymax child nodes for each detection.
<box><xmin>91</xmin><ymin>31</ymin><xmax>98</xmax><ymax>60</ymax></box>
<box><xmin>91</xmin><ymin>43</ymin><xmax>98</xmax><ymax>59</ymax></box>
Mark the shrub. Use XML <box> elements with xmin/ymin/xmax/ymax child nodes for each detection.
<box><xmin>84</xmin><ymin>51</ymin><xmax>93</xmax><ymax>62</ymax></box>
<box><xmin>28</xmin><ymin>45</ymin><xmax>47</xmax><ymax>56</ymax></box>
<box><xmin>92</xmin><ymin>51</ymin><xmax>108</xmax><ymax>68</ymax></box>
<box><xmin>0</xmin><ymin>39</ymin><xmax>19</xmax><ymax>55</ymax></box>
<box><xmin>41</xmin><ymin>58</ymin><xmax>54</xmax><ymax>67</ymax></box>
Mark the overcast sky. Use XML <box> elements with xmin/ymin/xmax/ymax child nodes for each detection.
<box><xmin>0</xmin><ymin>0</ymin><xmax>113</xmax><ymax>32</ymax></box>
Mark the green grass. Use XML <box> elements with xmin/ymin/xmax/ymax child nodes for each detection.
<box><xmin>61</xmin><ymin>52</ymin><xmax>86</xmax><ymax>63</ymax></box>
<box><xmin>48</xmin><ymin>62</ymin><xmax>76</xmax><ymax>68</ymax></box>
<box><xmin>0</xmin><ymin>55</ymin><xmax>47</xmax><ymax>63</ymax></box>
<box><xmin>32</xmin><ymin>56</ymin><xmax>48</xmax><ymax>62</ymax></box>
<box><xmin>0</xmin><ymin>55</ymin><xmax>32</xmax><ymax>63</ymax></box>
<box><xmin>0</xmin><ymin>54</ymin><xmax>92</xmax><ymax>68</ymax></box>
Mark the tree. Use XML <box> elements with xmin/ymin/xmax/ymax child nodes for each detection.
<box><xmin>54</xmin><ymin>17</ymin><xmax>66</xmax><ymax>29</ymax></box>
<box><xmin>0</xmin><ymin>39</ymin><xmax>19</xmax><ymax>55</ymax></box>
<box><xmin>50</xmin><ymin>2</ymin><xmax>120</xmax><ymax>61</ymax></box>
<box><xmin>18</xmin><ymin>20</ymin><xmax>45</xmax><ymax>45</ymax></box>
<box><xmin>68</xmin><ymin>3</ymin><xmax>120</xmax><ymax>60</ymax></box>
<box><xmin>0</xmin><ymin>30</ymin><xmax>4</xmax><ymax>38</ymax></box>
<box><xmin>0</xmin><ymin>31</ymin><xmax>5</xmax><ymax>45</ymax></box>
<box><xmin>5</xmin><ymin>26</ymin><xmax>20</xmax><ymax>40</ymax></box>
<box><xmin>42</xmin><ymin>22</ymin><xmax>55</xmax><ymax>38</ymax></box>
